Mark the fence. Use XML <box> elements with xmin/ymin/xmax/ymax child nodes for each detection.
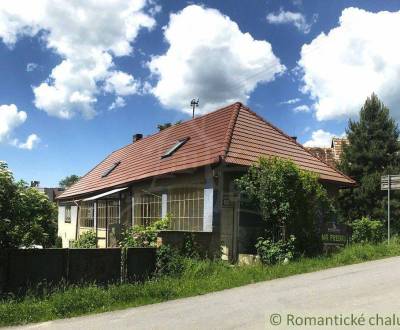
<box><xmin>0</xmin><ymin>247</ymin><xmax>157</xmax><ymax>294</ymax></box>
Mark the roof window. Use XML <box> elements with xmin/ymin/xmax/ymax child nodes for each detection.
<box><xmin>102</xmin><ymin>161</ymin><xmax>121</xmax><ymax>178</ymax></box>
<box><xmin>161</xmin><ymin>137</ymin><xmax>190</xmax><ymax>159</ymax></box>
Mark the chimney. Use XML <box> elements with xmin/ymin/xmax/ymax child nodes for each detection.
<box><xmin>291</xmin><ymin>136</ymin><xmax>297</xmax><ymax>142</ymax></box>
<box><xmin>30</xmin><ymin>180</ymin><xmax>40</xmax><ymax>188</ymax></box>
<box><xmin>133</xmin><ymin>133</ymin><xmax>143</xmax><ymax>143</ymax></box>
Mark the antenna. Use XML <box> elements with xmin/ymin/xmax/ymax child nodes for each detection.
<box><xmin>190</xmin><ymin>98</ymin><xmax>199</xmax><ymax>118</ymax></box>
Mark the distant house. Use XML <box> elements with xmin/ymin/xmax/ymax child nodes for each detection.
<box><xmin>31</xmin><ymin>181</ymin><xmax>65</xmax><ymax>203</ymax></box>
<box><xmin>57</xmin><ymin>103</ymin><xmax>354</xmax><ymax>261</ymax></box>
<box><xmin>306</xmin><ymin>138</ymin><xmax>349</xmax><ymax>168</ymax></box>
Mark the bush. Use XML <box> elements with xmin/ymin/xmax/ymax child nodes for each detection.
<box><xmin>54</xmin><ymin>236</ymin><xmax>63</xmax><ymax>248</ymax></box>
<box><xmin>155</xmin><ymin>245</ymin><xmax>185</xmax><ymax>277</ymax></box>
<box><xmin>119</xmin><ymin>217</ymin><xmax>169</xmax><ymax>248</ymax></box>
<box><xmin>72</xmin><ymin>231</ymin><xmax>97</xmax><ymax>248</ymax></box>
<box><xmin>351</xmin><ymin>217</ymin><xmax>384</xmax><ymax>244</ymax></box>
<box><xmin>181</xmin><ymin>233</ymin><xmax>201</xmax><ymax>259</ymax></box>
<box><xmin>255</xmin><ymin>235</ymin><xmax>296</xmax><ymax>265</ymax></box>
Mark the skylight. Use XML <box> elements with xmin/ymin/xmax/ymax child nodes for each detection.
<box><xmin>161</xmin><ymin>137</ymin><xmax>190</xmax><ymax>159</ymax></box>
<box><xmin>102</xmin><ymin>161</ymin><xmax>121</xmax><ymax>178</ymax></box>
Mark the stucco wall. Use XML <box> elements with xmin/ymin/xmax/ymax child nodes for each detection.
<box><xmin>58</xmin><ymin>205</ymin><xmax>78</xmax><ymax>248</ymax></box>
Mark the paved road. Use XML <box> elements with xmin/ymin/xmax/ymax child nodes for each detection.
<box><xmin>9</xmin><ymin>257</ymin><xmax>400</xmax><ymax>330</ymax></box>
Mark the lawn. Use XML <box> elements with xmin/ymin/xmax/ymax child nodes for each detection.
<box><xmin>1</xmin><ymin>241</ymin><xmax>400</xmax><ymax>326</ymax></box>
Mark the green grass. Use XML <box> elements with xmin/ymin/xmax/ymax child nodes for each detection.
<box><xmin>1</xmin><ymin>241</ymin><xmax>400</xmax><ymax>326</ymax></box>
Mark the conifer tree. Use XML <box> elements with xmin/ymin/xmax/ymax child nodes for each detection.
<box><xmin>338</xmin><ymin>94</ymin><xmax>400</xmax><ymax>230</ymax></box>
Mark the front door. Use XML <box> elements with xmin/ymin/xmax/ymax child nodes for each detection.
<box><xmin>220</xmin><ymin>206</ymin><xmax>238</xmax><ymax>262</ymax></box>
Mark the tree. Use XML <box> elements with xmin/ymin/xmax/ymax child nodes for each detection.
<box><xmin>0</xmin><ymin>161</ymin><xmax>57</xmax><ymax>248</ymax></box>
<box><xmin>157</xmin><ymin>121</ymin><xmax>182</xmax><ymax>131</ymax></box>
<box><xmin>235</xmin><ymin>157</ymin><xmax>334</xmax><ymax>255</ymax></box>
<box><xmin>59</xmin><ymin>174</ymin><xmax>80</xmax><ymax>188</ymax></box>
<box><xmin>338</xmin><ymin>94</ymin><xmax>400</xmax><ymax>230</ymax></box>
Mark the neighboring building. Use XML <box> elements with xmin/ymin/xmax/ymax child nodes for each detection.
<box><xmin>31</xmin><ymin>181</ymin><xmax>65</xmax><ymax>203</ymax></box>
<box><xmin>57</xmin><ymin>103</ymin><xmax>355</xmax><ymax>261</ymax></box>
<box><xmin>306</xmin><ymin>137</ymin><xmax>349</xmax><ymax>168</ymax></box>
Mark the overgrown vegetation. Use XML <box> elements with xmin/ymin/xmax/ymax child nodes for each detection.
<box><xmin>255</xmin><ymin>235</ymin><xmax>296</xmax><ymax>265</ymax></box>
<box><xmin>119</xmin><ymin>217</ymin><xmax>169</xmax><ymax>248</ymax></box>
<box><xmin>2</xmin><ymin>241</ymin><xmax>400</xmax><ymax>326</ymax></box>
<box><xmin>0</xmin><ymin>161</ymin><xmax>57</xmax><ymax>248</ymax></box>
<box><xmin>351</xmin><ymin>217</ymin><xmax>384</xmax><ymax>244</ymax></box>
<box><xmin>236</xmin><ymin>156</ymin><xmax>334</xmax><ymax>256</ymax></box>
<box><xmin>72</xmin><ymin>231</ymin><xmax>97</xmax><ymax>248</ymax></box>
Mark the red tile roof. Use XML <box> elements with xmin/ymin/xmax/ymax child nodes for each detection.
<box><xmin>59</xmin><ymin>103</ymin><xmax>355</xmax><ymax>199</ymax></box>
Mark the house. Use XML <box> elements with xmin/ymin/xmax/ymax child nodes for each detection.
<box><xmin>30</xmin><ymin>181</ymin><xmax>65</xmax><ymax>203</ymax></box>
<box><xmin>57</xmin><ymin>102</ymin><xmax>355</xmax><ymax>261</ymax></box>
<box><xmin>306</xmin><ymin>137</ymin><xmax>349</xmax><ymax>168</ymax></box>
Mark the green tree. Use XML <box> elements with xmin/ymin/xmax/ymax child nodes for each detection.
<box><xmin>157</xmin><ymin>121</ymin><xmax>182</xmax><ymax>131</ymax></box>
<box><xmin>236</xmin><ymin>157</ymin><xmax>334</xmax><ymax>255</ymax></box>
<box><xmin>338</xmin><ymin>94</ymin><xmax>400</xmax><ymax>230</ymax></box>
<box><xmin>59</xmin><ymin>174</ymin><xmax>80</xmax><ymax>188</ymax></box>
<box><xmin>0</xmin><ymin>161</ymin><xmax>57</xmax><ymax>248</ymax></box>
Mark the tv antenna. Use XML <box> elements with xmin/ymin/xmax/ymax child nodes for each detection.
<box><xmin>191</xmin><ymin>98</ymin><xmax>199</xmax><ymax>118</ymax></box>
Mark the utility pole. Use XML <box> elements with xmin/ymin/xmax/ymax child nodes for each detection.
<box><xmin>191</xmin><ymin>98</ymin><xmax>199</xmax><ymax>118</ymax></box>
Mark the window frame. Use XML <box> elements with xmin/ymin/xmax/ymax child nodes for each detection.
<box><xmin>64</xmin><ymin>205</ymin><xmax>72</xmax><ymax>223</ymax></box>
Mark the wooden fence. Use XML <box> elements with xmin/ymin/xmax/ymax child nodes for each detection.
<box><xmin>0</xmin><ymin>248</ymin><xmax>157</xmax><ymax>294</ymax></box>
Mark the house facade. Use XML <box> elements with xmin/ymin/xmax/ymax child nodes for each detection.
<box><xmin>57</xmin><ymin>103</ymin><xmax>355</xmax><ymax>261</ymax></box>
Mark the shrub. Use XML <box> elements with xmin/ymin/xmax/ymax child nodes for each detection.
<box><xmin>54</xmin><ymin>236</ymin><xmax>63</xmax><ymax>248</ymax></box>
<box><xmin>351</xmin><ymin>217</ymin><xmax>384</xmax><ymax>244</ymax></box>
<box><xmin>155</xmin><ymin>245</ymin><xmax>185</xmax><ymax>277</ymax></box>
<box><xmin>181</xmin><ymin>233</ymin><xmax>200</xmax><ymax>259</ymax></box>
<box><xmin>255</xmin><ymin>235</ymin><xmax>296</xmax><ymax>265</ymax></box>
<box><xmin>72</xmin><ymin>231</ymin><xmax>97</xmax><ymax>248</ymax></box>
<box><xmin>119</xmin><ymin>217</ymin><xmax>169</xmax><ymax>248</ymax></box>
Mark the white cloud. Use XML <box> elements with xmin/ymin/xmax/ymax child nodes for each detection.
<box><xmin>0</xmin><ymin>104</ymin><xmax>26</xmax><ymax>142</ymax></box>
<box><xmin>0</xmin><ymin>0</ymin><xmax>155</xmax><ymax>119</ymax></box>
<box><xmin>266</xmin><ymin>9</ymin><xmax>315</xmax><ymax>34</ymax></box>
<box><xmin>17</xmin><ymin>133</ymin><xmax>40</xmax><ymax>150</ymax></box>
<box><xmin>280</xmin><ymin>98</ymin><xmax>300</xmax><ymax>105</ymax></box>
<box><xmin>304</xmin><ymin>129</ymin><xmax>343</xmax><ymax>148</ymax></box>
<box><xmin>26</xmin><ymin>62</ymin><xmax>38</xmax><ymax>72</ymax></box>
<box><xmin>0</xmin><ymin>104</ymin><xmax>39</xmax><ymax>148</ymax></box>
<box><xmin>298</xmin><ymin>7</ymin><xmax>400</xmax><ymax>121</ymax></box>
<box><xmin>108</xmin><ymin>96</ymin><xmax>126</xmax><ymax>110</ymax></box>
<box><xmin>104</xmin><ymin>71</ymin><xmax>139</xmax><ymax>96</ymax></box>
<box><xmin>148</xmin><ymin>5</ymin><xmax>285</xmax><ymax>114</ymax></box>
<box><xmin>293</xmin><ymin>104</ymin><xmax>310</xmax><ymax>113</ymax></box>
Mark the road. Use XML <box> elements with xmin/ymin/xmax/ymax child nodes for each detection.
<box><xmin>9</xmin><ymin>257</ymin><xmax>400</xmax><ymax>330</ymax></box>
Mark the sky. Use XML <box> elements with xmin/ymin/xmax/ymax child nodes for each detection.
<box><xmin>1</xmin><ymin>0</ymin><xmax>400</xmax><ymax>186</ymax></box>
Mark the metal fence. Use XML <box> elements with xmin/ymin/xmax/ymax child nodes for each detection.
<box><xmin>0</xmin><ymin>247</ymin><xmax>157</xmax><ymax>294</ymax></box>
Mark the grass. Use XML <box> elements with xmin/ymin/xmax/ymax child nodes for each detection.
<box><xmin>1</xmin><ymin>241</ymin><xmax>400</xmax><ymax>326</ymax></box>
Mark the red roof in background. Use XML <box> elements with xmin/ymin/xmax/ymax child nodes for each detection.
<box><xmin>59</xmin><ymin>102</ymin><xmax>355</xmax><ymax>199</ymax></box>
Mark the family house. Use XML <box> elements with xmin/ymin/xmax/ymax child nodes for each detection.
<box><xmin>57</xmin><ymin>102</ymin><xmax>355</xmax><ymax>261</ymax></box>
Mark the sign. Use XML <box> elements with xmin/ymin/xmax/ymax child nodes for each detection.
<box><xmin>320</xmin><ymin>222</ymin><xmax>349</xmax><ymax>246</ymax></box>
<box><xmin>381</xmin><ymin>175</ymin><xmax>400</xmax><ymax>190</ymax></box>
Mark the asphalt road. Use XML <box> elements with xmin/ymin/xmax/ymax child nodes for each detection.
<box><xmin>9</xmin><ymin>257</ymin><xmax>400</xmax><ymax>330</ymax></box>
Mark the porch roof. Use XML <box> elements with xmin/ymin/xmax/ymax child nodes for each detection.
<box><xmin>82</xmin><ymin>187</ymin><xmax>128</xmax><ymax>201</ymax></box>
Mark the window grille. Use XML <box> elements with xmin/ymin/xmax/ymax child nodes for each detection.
<box><xmin>79</xmin><ymin>202</ymin><xmax>94</xmax><ymax>228</ymax></box>
<box><xmin>65</xmin><ymin>206</ymin><xmax>71</xmax><ymax>223</ymax></box>
<box><xmin>94</xmin><ymin>200</ymin><xmax>120</xmax><ymax>229</ymax></box>
<box><xmin>167</xmin><ymin>188</ymin><xmax>204</xmax><ymax>231</ymax></box>
<box><xmin>134</xmin><ymin>193</ymin><xmax>162</xmax><ymax>227</ymax></box>
<box><xmin>97</xmin><ymin>201</ymin><xmax>107</xmax><ymax>229</ymax></box>
<box><xmin>108</xmin><ymin>200</ymin><xmax>120</xmax><ymax>225</ymax></box>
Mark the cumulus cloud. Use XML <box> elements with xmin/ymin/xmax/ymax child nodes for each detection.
<box><xmin>298</xmin><ymin>7</ymin><xmax>400</xmax><ymax>121</ymax></box>
<box><xmin>293</xmin><ymin>104</ymin><xmax>310</xmax><ymax>113</ymax></box>
<box><xmin>0</xmin><ymin>0</ymin><xmax>156</xmax><ymax>119</ymax></box>
<box><xmin>148</xmin><ymin>5</ymin><xmax>285</xmax><ymax>114</ymax></box>
<box><xmin>266</xmin><ymin>9</ymin><xmax>315</xmax><ymax>34</ymax></box>
<box><xmin>108</xmin><ymin>96</ymin><xmax>126</xmax><ymax>110</ymax></box>
<box><xmin>280</xmin><ymin>98</ymin><xmax>301</xmax><ymax>105</ymax></box>
<box><xmin>17</xmin><ymin>133</ymin><xmax>40</xmax><ymax>150</ymax></box>
<box><xmin>104</xmin><ymin>71</ymin><xmax>139</xmax><ymax>96</ymax></box>
<box><xmin>26</xmin><ymin>62</ymin><xmax>38</xmax><ymax>72</ymax></box>
<box><xmin>0</xmin><ymin>104</ymin><xmax>39</xmax><ymax>148</ymax></box>
<box><xmin>304</xmin><ymin>129</ymin><xmax>343</xmax><ymax>148</ymax></box>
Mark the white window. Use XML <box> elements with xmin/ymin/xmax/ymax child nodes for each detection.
<box><xmin>79</xmin><ymin>202</ymin><xmax>94</xmax><ymax>228</ymax></box>
<box><xmin>97</xmin><ymin>200</ymin><xmax>120</xmax><ymax>229</ymax></box>
<box><xmin>167</xmin><ymin>188</ymin><xmax>204</xmax><ymax>231</ymax></box>
<box><xmin>65</xmin><ymin>206</ymin><xmax>71</xmax><ymax>223</ymax></box>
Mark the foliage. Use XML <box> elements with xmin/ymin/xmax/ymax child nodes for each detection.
<box><xmin>255</xmin><ymin>235</ymin><xmax>296</xmax><ymax>265</ymax></box>
<box><xmin>351</xmin><ymin>217</ymin><xmax>384</xmax><ymax>244</ymax></box>
<box><xmin>181</xmin><ymin>233</ymin><xmax>201</xmax><ymax>259</ymax></box>
<box><xmin>72</xmin><ymin>231</ymin><xmax>97</xmax><ymax>248</ymax></box>
<box><xmin>155</xmin><ymin>245</ymin><xmax>185</xmax><ymax>277</ymax></box>
<box><xmin>2</xmin><ymin>241</ymin><xmax>400</xmax><ymax>326</ymax></box>
<box><xmin>235</xmin><ymin>156</ymin><xmax>334</xmax><ymax>255</ymax></box>
<box><xmin>0</xmin><ymin>161</ymin><xmax>57</xmax><ymax>248</ymax></box>
<box><xmin>157</xmin><ymin>121</ymin><xmax>182</xmax><ymax>131</ymax></box>
<box><xmin>54</xmin><ymin>237</ymin><xmax>63</xmax><ymax>248</ymax></box>
<box><xmin>58</xmin><ymin>175</ymin><xmax>80</xmax><ymax>189</ymax></box>
<box><xmin>119</xmin><ymin>217</ymin><xmax>170</xmax><ymax>248</ymax></box>
<box><xmin>338</xmin><ymin>94</ymin><xmax>400</xmax><ymax>231</ymax></box>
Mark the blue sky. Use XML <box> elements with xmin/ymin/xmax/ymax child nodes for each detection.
<box><xmin>1</xmin><ymin>0</ymin><xmax>399</xmax><ymax>186</ymax></box>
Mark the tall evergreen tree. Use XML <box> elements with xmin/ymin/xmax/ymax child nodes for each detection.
<box><xmin>338</xmin><ymin>94</ymin><xmax>400</xmax><ymax>230</ymax></box>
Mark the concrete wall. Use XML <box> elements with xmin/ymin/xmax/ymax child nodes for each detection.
<box><xmin>58</xmin><ymin>205</ymin><xmax>78</xmax><ymax>248</ymax></box>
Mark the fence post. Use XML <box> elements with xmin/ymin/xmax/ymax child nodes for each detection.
<box><xmin>66</xmin><ymin>248</ymin><xmax>70</xmax><ymax>284</ymax></box>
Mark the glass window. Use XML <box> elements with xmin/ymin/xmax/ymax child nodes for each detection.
<box><xmin>134</xmin><ymin>193</ymin><xmax>162</xmax><ymax>227</ymax></box>
<box><xmin>79</xmin><ymin>202</ymin><xmax>94</xmax><ymax>228</ymax></box>
<box><xmin>65</xmin><ymin>206</ymin><xmax>71</xmax><ymax>223</ymax></box>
